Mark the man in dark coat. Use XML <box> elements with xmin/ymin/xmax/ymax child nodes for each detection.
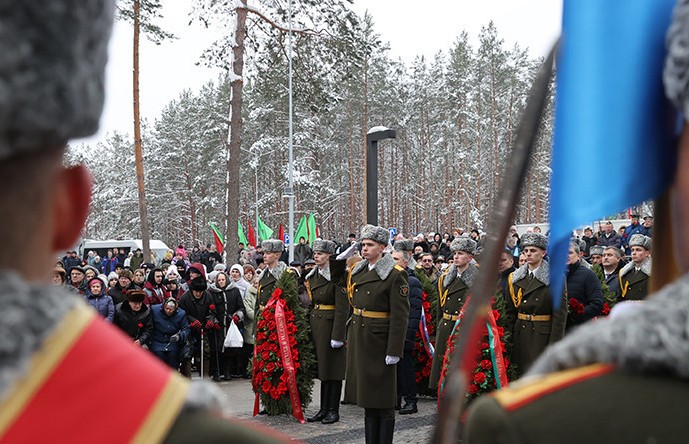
<box><xmin>113</xmin><ymin>289</ymin><xmax>153</xmax><ymax>347</ymax></box>
<box><xmin>179</xmin><ymin>276</ymin><xmax>221</xmax><ymax>379</ymax></box>
<box><xmin>617</xmin><ymin>234</ymin><xmax>652</xmax><ymax>301</ymax></box>
<box><xmin>304</xmin><ymin>239</ymin><xmax>348</xmax><ymax>424</ymax></box>
<box><xmin>601</xmin><ymin>246</ymin><xmax>625</xmax><ymax>296</ymax></box>
<box><xmin>392</xmin><ymin>249</ymin><xmax>422</xmax><ymax>415</ymax></box>
<box><xmin>107</xmin><ymin>268</ymin><xmax>140</xmax><ymax>306</ymax></box>
<box><xmin>345</xmin><ymin>225</ymin><xmax>409</xmax><ymax>444</ymax></box>
<box><xmin>505</xmin><ymin>233</ymin><xmax>567</xmax><ymax>377</ymax></box>
<box><xmin>597</xmin><ymin>221</ymin><xmax>623</xmax><ymax>248</ymax></box>
<box><xmin>565</xmin><ymin>242</ymin><xmax>603</xmax><ymax>333</ymax></box>
<box><xmin>429</xmin><ymin>237</ymin><xmax>478</xmax><ymax>391</ymax></box>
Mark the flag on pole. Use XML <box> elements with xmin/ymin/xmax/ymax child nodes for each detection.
<box><xmin>295</xmin><ymin>215</ymin><xmax>308</xmax><ymax>244</ymax></box>
<box><xmin>307</xmin><ymin>213</ymin><xmax>317</xmax><ymax>245</ymax></box>
<box><xmin>247</xmin><ymin>219</ymin><xmax>257</xmax><ymax>248</ymax></box>
<box><xmin>257</xmin><ymin>215</ymin><xmax>274</xmax><ymax>241</ymax></box>
<box><xmin>237</xmin><ymin>220</ymin><xmax>249</xmax><ymax>247</ymax></box>
<box><xmin>548</xmin><ymin>0</ymin><xmax>677</xmax><ymax>304</ymax></box>
<box><xmin>210</xmin><ymin>222</ymin><xmax>225</xmax><ymax>254</ymax></box>
<box><xmin>278</xmin><ymin>224</ymin><xmax>285</xmax><ymax>242</ymax></box>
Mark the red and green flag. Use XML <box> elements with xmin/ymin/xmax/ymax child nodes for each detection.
<box><xmin>210</xmin><ymin>222</ymin><xmax>224</xmax><ymax>254</ymax></box>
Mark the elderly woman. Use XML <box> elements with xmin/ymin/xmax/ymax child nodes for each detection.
<box><xmin>114</xmin><ymin>290</ymin><xmax>153</xmax><ymax>347</ymax></box>
<box><xmin>208</xmin><ymin>271</ymin><xmax>246</xmax><ymax>380</ymax></box>
<box><xmin>150</xmin><ymin>298</ymin><xmax>189</xmax><ymax>371</ymax></box>
<box><xmin>84</xmin><ymin>276</ymin><xmax>115</xmax><ymax>322</ymax></box>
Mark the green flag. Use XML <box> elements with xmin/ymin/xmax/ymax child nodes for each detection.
<box><xmin>307</xmin><ymin>213</ymin><xmax>317</xmax><ymax>245</ymax></box>
<box><xmin>257</xmin><ymin>215</ymin><xmax>274</xmax><ymax>241</ymax></box>
<box><xmin>237</xmin><ymin>219</ymin><xmax>248</xmax><ymax>246</ymax></box>
<box><xmin>294</xmin><ymin>215</ymin><xmax>308</xmax><ymax>244</ymax></box>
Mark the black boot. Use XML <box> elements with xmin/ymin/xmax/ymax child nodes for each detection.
<box><xmin>307</xmin><ymin>381</ymin><xmax>328</xmax><ymax>422</ymax></box>
<box><xmin>322</xmin><ymin>381</ymin><xmax>341</xmax><ymax>424</ymax></box>
<box><xmin>364</xmin><ymin>415</ymin><xmax>380</xmax><ymax>444</ymax></box>
<box><xmin>379</xmin><ymin>417</ymin><xmax>395</xmax><ymax>444</ymax></box>
<box><xmin>399</xmin><ymin>399</ymin><xmax>418</xmax><ymax>415</ymax></box>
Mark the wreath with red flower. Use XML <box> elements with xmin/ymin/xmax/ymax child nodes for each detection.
<box><xmin>591</xmin><ymin>264</ymin><xmax>616</xmax><ymax>316</ymax></box>
<box><xmin>413</xmin><ymin>270</ymin><xmax>439</xmax><ymax>396</ymax></box>
<box><xmin>252</xmin><ymin>271</ymin><xmax>316</xmax><ymax>416</ymax></box>
<box><xmin>438</xmin><ymin>295</ymin><xmax>516</xmax><ymax>404</ymax></box>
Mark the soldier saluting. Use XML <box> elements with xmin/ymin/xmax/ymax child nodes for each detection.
<box><xmin>305</xmin><ymin>239</ymin><xmax>348</xmax><ymax>425</ymax></box>
<box><xmin>345</xmin><ymin>225</ymin><xmax>409</xmax><ymax>444</ymax></box>
<box><xmin>429</xmin><ymin>237</ymin><xmax>478</xmax><ymax>391</ymax></box>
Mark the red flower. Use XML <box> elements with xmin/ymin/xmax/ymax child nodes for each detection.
<box><xmin>480</xmin><ymin>359</ymin><xmax>492</xmax><ymax>370</ymax></box>
<box><xmin>602</xmin><ymin>302</ymin><xmax>611</xmax><ymax>316</ymax></box>
<box><xmin>137</xmin><ymin>323</ymin><xmax>144</xmax><ymax>328</ymax></box>
<box><xmin>209</xmin><ymin>304</ymin><xmax>216</xmax><ymax>310</ymax></box>
<box><xmin>497</xmin><ymin>326</ymin><xmax>505</xmax><ymax>336</ymax></box>
<box><xmin>262</xmin><ymin>380</ymin><xmax>272</xmax><ymax>393</ymax></box>
<box><xmin>473</xmin><ymin>372</ymin><xmax>487</xmax><ymax>385</ymax></box>
<box><xmin>266</xmin><ymin>362</ymin><xmax>276</xmax><ymax>373</ymax></box>
<box><xmin>261</xmin><ymin>350</ymin><xmax>270</xmax><ymax>361</ymax></box>
<box><xmin>272</xmin><ymin>288</ymin><xmax>283</xmax><ymax>298</ymax></box>
<box><xmin>481</xmin><ymin>342</ymin><xmax>490</xmax><ymax>350</ymax></box>
<box><xmin>468</xmin><ymin>384</ymin><xmax>479</xmax><ymax>395</ymax></box>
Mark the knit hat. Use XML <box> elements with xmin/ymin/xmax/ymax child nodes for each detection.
<box><xmin>0</xmin><ymin>0</ymin><xmax>114</xmax><ymax>161</ymax></box>
<box><xmin>312</xmin><ymin>239</ymin><xmax>337</xmax><ymax>255</ymax></box>
<box><xmin>360</xmin><ymin>224</ymin><xmax>389</xmax><ymax>245</ymax></box>
<box><xmin>262</xmin><ymin>239</ymin><xmax>284</xmax><ymax>253</ymax></box>
<box><xmin>126</xmin><ymin>290</ymin><xmax>146</xmax><ymax>303</ymax></box>
<box><xmin>520</xmin><ymin>232</ymin><xmax>548</xmax><ymax>250</ymax></box>
<box><xmin>107</xmin><ymin>272</ymin><xmax>119</xmax><ymax>282</ymax></box>
<box><xmin>88</xmin><ymin>276</ymin><xmax>104</xmax><ymax>289</ymax></box>
<box><xmin>629</xmin><ymin>234</ymin><xmax>652</xmax><ymax>251</ymax></box>
<box><xmin>230</xmin><ymin>264</ymin><xmax>244</xmax><ymax>278</ymax></box>
<box><xmin>450</xmin><ymin>237</ymin><xmax>477</xmax><ymax>254</ymax></box>
<box><xmin>393</xmin><ymin>239</ymin><xmax>414</xmax><ymax>252</ymax></box>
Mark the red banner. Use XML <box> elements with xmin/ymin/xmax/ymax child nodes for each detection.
<box><xmin>486</xmin><ymin>308</ymin><xmax>509</xmax><ymax>389</ymax></box>
<box><xmin>271</xmin><ymin>297</ymin><xmax>305</xmax><ymax>423</ymax></box>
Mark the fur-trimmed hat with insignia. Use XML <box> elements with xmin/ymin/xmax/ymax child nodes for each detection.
<box><xmin>520</xmin><ymin>232</ymin><xmax>548</xmax><ymax>250</ymax></box>
<box><xmin>629</xmin><ymin>234</ymin><xmax>652</xmax><ymax>250</ymax></box>
<box><xmin>589</xmin><ymin>245</ymin><xmax>605</xmax><ymax>257</ymax></box>
<box><xmin>393</xmin><ymin>239</ymin><xmax>414</xmax><ymax>252</ymax></box>
<box><xmin>312</xmin><ymin>239</ymin><xmax>337</xmax><ymax>255</ymax></box>
<box><xmin>262</xmin><ymin>239</ymin><xmax>284</xmax><ymax>253</ymax></box>
<box><xmin>0</xmin><ymin>0</ymin><xmax>115</xmax><ymax>161</ymax></box>
<box><xmin>450</xmin><ymin>237</ymin><xmax>477</xmax><ymax>254</ymax></box>
<box><xmin>360</xmin><ymin>224</ymin><xmax>389</xmax><ymax>245</ymax></box>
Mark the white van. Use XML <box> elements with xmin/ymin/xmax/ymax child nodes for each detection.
<box><xmin>80</xmin><ymin>239</ymin><xmax>170</xmax><ymax>264</ymax></box>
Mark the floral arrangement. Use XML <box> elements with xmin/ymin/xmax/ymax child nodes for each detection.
<box><xmin>591</xmin><ymin>264</ymin><xmax>615</xmax><ymax>316</ymax></box>
<box><xmin>568</xmin><ymin>297</ymin><xmax>585</xmax><ymax>323</ymax></box>
<box><xmin>252</xmin><ymin>272</ymin><xmax>315</xmax><ymax>417</ymax></box>
<box><xmin>438</xmin><ymin>296</ymin><xmax>515</xmax><ymax>404</ymax></box>
<box><xmin>414</xmin><ymin>271</ymin><xmax>439</xmax><ymax>396</ymax></box>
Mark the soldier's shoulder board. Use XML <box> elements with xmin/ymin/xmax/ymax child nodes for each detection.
<box><xmin>394</xmin><ymin>265</ymin><xmax>405</xmax><ymax>272</ymax></box>
<box><xmin>492</xmin><ymin>363</ymin><xmax>614</xmax><ymax>412</ymax></box>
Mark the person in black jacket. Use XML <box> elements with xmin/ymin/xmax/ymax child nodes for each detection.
<box><xmin>565</xmin><ymin>241</ymin><xmax>604</xmax><ymax>333</ymax></box>
<box><xmin>392</xmin><ymin>249</ymin><xmax>422</xmax><ymax>415</ymax></box>
<box><xmin>108</xmin><ymin>268</ymin><xmax>140</xmax><ymax>306</ymax></box>
<box><xmin>208</xmin><ymin>271</ymin><xmax>246</xmax><ymax>379</ymax></box>
<box><xmin>113</xmin><ymin>289</ymin><xmax>153</xmax><ymax>347</ymax></box>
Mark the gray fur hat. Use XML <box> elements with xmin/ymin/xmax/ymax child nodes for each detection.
<box><xmin>450</xmin><ymin>237</ymin><xmax>477</xmax><ymax>254</ymax></box>
<box><xmin>629</xmin><ymin>234</ymin><xmax>652</xmax><ymax>250</ymax></box>
<box><xmin>262</xmin><ymin>239</ymin><xmax>284</xmax><ymax>253</ymax></box>
<box><xmin>393</xmin><ymin>239</ymin><xmax>414</xmax><ymax>252</ymax></box>
<box><xmin>665</xmin><ymin>0</ymin><xmax>689</xmax><ymax>117</ymax></box>
<box><xmin>590</xmin><ymin>245</ymin><xmax>605</xmax><ymax>257</ymax></box>
<box><xmin>312</xmin><ymin>239</ymin><xmax>337</xmax><ymax>255</ymax></box>
<box><xmin>360</xmin><ymin>224</ymin><xmax>389</xmax><ymax>245</ymax></box>
<box><xmin>0</xmin><ymin>0</ymin><xmax>115</xmax><ymax>161</ymax></box>
<box><xmin>520</xmin><ymin>232</ymin><xmax>548</xmax><ymax>250</ymax></box>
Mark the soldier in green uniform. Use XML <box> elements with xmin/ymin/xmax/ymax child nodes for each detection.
<box><xmin>429</xmin><ymin>237</ymin><xmax>478</xmax><ymax>391</ymax></box>
<box><xmin>304</xmin><ymin>239</ymin><xmax>348</xmax><ymax>425</ymax></box>
<box><xmin>463</xmin><ymin>3</ymin><xmax>689</xmax><ymax>443</ymax></box>
<box><xmin>617</xmin><ymin>234</ymin><xmax>652</xmax><ymax>301</ymax></box>
<box><xmin>255</xmin><ymin>239</ymin><xmax>297</xmax><ymax>312</ymax></box>
<box><xmin>505</xmin><ymin>233</ymin><xmax>567</xmax><ymax>377</ymax></box>
<box><xmin>345</xmin><ymin>225</ymin><xmax>409</xmax><ymax>444</ymax></box>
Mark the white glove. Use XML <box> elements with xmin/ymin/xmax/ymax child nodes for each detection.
<box><xmin>336</xmin><ymin>242</ymin><xmax>359</xmax><ymax>260</ymax></box>
<box><xmin>330</xmin><ymin>339</ymin><xmax>344</xmax><ymax>349</ymax></box>
<box><xmin>385</xmin><ymin>355</ymin><xmax>400</xmax><ymax>365</ymax></box>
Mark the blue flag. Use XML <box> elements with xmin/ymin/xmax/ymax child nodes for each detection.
<box><xmin>548</xmin><ymin>0</ymin><xmax>677</xmax><ymax>305</ymax></box>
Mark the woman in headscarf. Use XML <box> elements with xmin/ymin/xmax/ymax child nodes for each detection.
<box><xmin>208</xmin><ymin>271</ymin><xmax>246</xmax><ymax>380</ymax></box>
<box><xmin>150</xmin><ymin>298</ymin><xmax>189</xmax><ymax>371</ymax></box>
<box><xmin>84</xmin><ymin>276</ymin><xmax>114</xmax><ymax>322</ymax></box>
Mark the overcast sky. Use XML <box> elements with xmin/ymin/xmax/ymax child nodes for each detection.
<box><xmin>77</xmin><ymin>0</ymin><xmax>562</xmax><ymax>146</ymax></box>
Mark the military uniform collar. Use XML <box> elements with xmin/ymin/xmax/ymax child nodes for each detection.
<box><xmin>512</xmin><ymin>260</ymin><xmax>550</xmax><ymax>286</ymax></box>
<box><xmin>266</xmin><ymin>261</ymin><xmax>288</xmax><ymax>281</ymax></box>
<box><xmin>620</xmin><ymin>257</ymin><xmax>652</xmax><ymax>278</ymax></box>
<box><xmin>352</xmin><ymin>253</ymin><xmax>396</xmax><ymax>280</ymax></box>
<box><xmin>305</xmin><ymin>265</ymin><xmax>330</xmax><ymax>282</ymax></box>
<box><xmin>442</xmin><ymin>263</ymin><xmax>478</xmax><ymax>289</ymax></box>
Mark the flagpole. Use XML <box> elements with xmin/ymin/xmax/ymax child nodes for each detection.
<box><xmin>287</xmin><ymin>0</ymin><xmax>295</xmax><ymax>263</ymax></box>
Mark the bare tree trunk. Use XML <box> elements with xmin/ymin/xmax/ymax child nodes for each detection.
<box><xmin>133</xmin><ymin>0</ymin><xmax>151</xmax><ymax>259</ymax></box>
<box><xmin>224</xmin><ymin>0</ymin><xmax>247</xmax><ymax>257</ymax></box>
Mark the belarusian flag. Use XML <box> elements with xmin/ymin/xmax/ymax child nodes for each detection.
<box><xmin>210</xmin><ymin>222</ymin><xmax>224</xmax><ymax>254</ymax></box>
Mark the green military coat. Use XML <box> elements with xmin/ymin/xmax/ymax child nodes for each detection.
<box><xmin>617</xmin><ymin>258</ymin><xmax>651</xmax><ymax>301</ymax></box>
<box><xmin>429</xmin><ymin>263</ymin><xmax>477</xmax><ymax>390</ymax></box>
<box><xmin>506</xmin><ymin>261</ymin><xmax>567</xmax><ymax>377</ymax></box>
<box><xmin>305</xmin><ymin>259</ymin><xmax>348</xmax><ymax>380</ymax></box>
<box><xmin>255</xmin><ymin>262</ymin><xmax>297</xmax><ymax>311</ymax></box>
<box><xmin>344</xmin><ymin>253</ymin><xmax>409</xmax><ymax>409</ymax></box>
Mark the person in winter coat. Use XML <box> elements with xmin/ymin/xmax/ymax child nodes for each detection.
<box><xmin>108</xmin><ymin>268</ymin><xmax>140</xmax><ymax>306</ymax></box>
<box><xmin>241</xmin><ymin>272</ymin><xmax>258</xmax><ymax>379</ymax></box>
<box><xmin>103</xmin><ymin>249</ymin><xmax>118</xmax><ymax>275</ymax></box>
<box><xmin>208</xmin><ymin>271</ymin><xmax>246</xmax><ymax>380</ymax></box>
<box><xmin>114</xmin><ymin>289</ymin><xmax>153</xmax><ymax>347</ymax></box>
<box><xmin>294</xmin><ymin>236</ymin><xmax>314</xmax><ymax>266</ymax></box>
<box><xmin>178</xmin><ymin>276</ymin><xmax>221</xmax><ymax>380</ymax></box>
<box><xmin>143</xmin><ymin>268</ymin><xmax>167</xmax><ymax>306</ymax></box>
<box><xmin>163</xmin><ymin>276</ymin><xmax>183</xmax><ymax>301</ymax></box>
<box><xmin>130</xmin><ymin>248</ymin><xmax>144</xmax><ymax>271</ymax></box>
<box><xmin>228</xmin><ymin>264</ymin><xmax>249</xmax><ymax>299</ymax></box>
<box><xmin>84</xmin><ymin>276</ymin><xmax>115</xmax><ymax>322</ymax></box>
<box><xmin>391</xmin><ymin>249</ymin><xmax>423</xmax><ymax>415</ymax></box>
<box><xmin>565</xmin><ymin>242</ymin><xmax>604</xmax><ymax>333</ymax></box>
<box><xmin>151</xmin><ymin>298</ymin><xmax>190</xmax><ymax>370</ymax></box>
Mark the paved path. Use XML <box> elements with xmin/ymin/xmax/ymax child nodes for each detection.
<box><xmin>210</xmin><ymin>378</ymin><xmax>437</xmax><ymax>443</ymax></box>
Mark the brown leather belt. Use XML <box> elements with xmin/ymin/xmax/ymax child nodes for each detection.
<box><xmin>314</xmin><ymin>304</ymin><xmax>336</xmax><ymax>311</ymax></box>
<box><xmin>518</xmin><ymin>313</ymin><xmax>551</xmax><ymax>322</ymax></box>
<box><xmin>442</xmin><ymin>313</ymin><xmax>459</xmax><ymax>321</ymax></box>
<box><xmin>352</xmin><ymin>307</ymin><xmax>390</xmax><ymax>319</ymax></box>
